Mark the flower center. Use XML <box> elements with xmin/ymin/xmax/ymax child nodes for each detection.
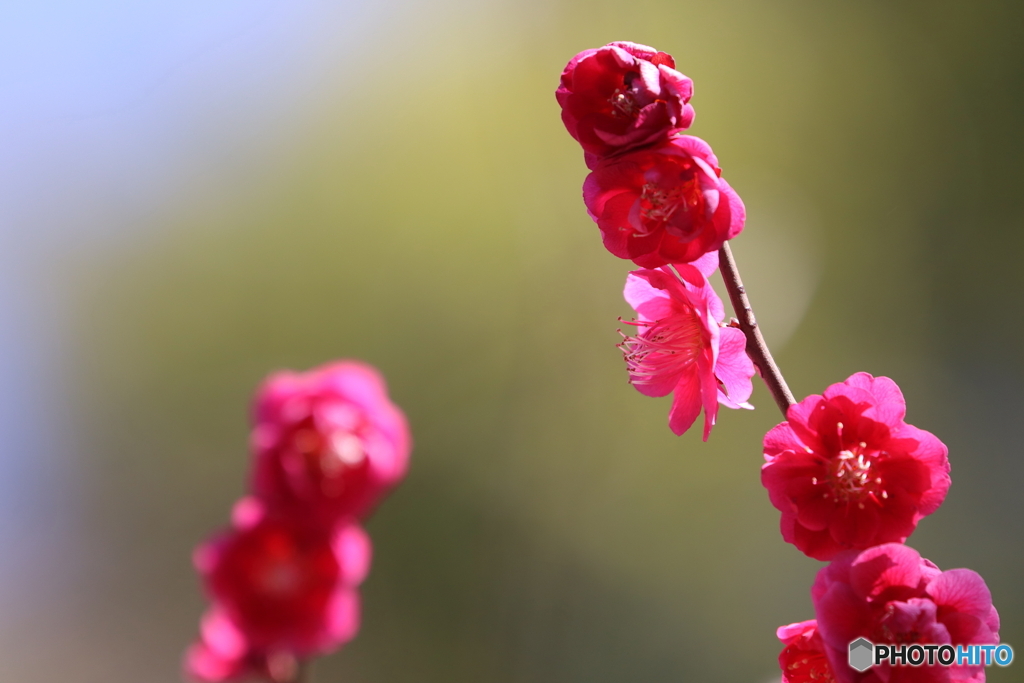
<box><xmin>609</xmin><ymin>88</ymin><xmax>639</xmax><ymax>117</ymax></box>
<box><xmin>618</xmin><ymin>305</ymin><xmax>703</xmax><ymax>385</ymax></box>
<box><xmin>608</xmin><ymin>71</ymin><xmax>641</xmax><ymax>117</ymax></box>
<box><xmin>833</xmin><ymin>450</ymin><xmax>873</xmax><ymax>496</ymax></box>
<box><xmin>258</xmin><ymin>558</ymin><xmax>303</xmax><ymax>596</ymax></box>
<box><xmin>289</xmin><ymin>420</ymin><xmax>367</xmax><ymax>481</ymax></box>
<box><xmin>637</xmin><ymin>165</ymin><xmax>703</xmax><ymax>234</ymax></box>
<box><xmin>816</xmin><ymin>434</ymin><xmax>889</xmax><ymax>508</ymax></box>
<box><xmin>876</xmin><ymin>602</ymin><xmax>934</xmax><ymax>646</ymax></box>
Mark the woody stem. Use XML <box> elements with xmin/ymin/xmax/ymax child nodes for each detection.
<box><xmin>273</xmin><ymin>660</ymin><xmax>308</xmax><ymax>683</ymax></box>
<box><xmin>717</xmin><ymin>242</ymin><xmax>795</xmax><ymax>416</ymax></box>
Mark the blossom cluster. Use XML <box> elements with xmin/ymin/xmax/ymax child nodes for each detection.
<box><xmin>558</xmin><ymin>43</ymin><xmax>1002</xmax><ymax>683</ymax></box>
<box><xmin>776</xmin><ymin>543</ymin><xmax>1000</xmax><ymax>683</ymax></box>
<box><xmin>185</xmin><ymin>362</ymin><xmax>411</xmax><ymax>681</ymax></box>
<box><xmin>557</xmin><ymin>41</ymin><xmax>754</xmax><ymax>439</ymax></box>
<box><xmin>767</xmin><ymin>375</ymin><xmax>998</xmax><ymax>683</ymax></box>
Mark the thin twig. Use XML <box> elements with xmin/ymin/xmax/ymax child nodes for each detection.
<box><xmin>717</xmin><ymin>242</ymin><xmax>796</xmax><ymax>416</ymax></box>
<box><xmin>269</xmin><ymin>658</ymin><xmax>308</xmax><ymax>683</ymax></box>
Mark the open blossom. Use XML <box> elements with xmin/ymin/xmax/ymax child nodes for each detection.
<box><xmin>185</xmin><ymin>499</ymin><xmax>370</xmax><ymax>682</ymax></box>
<box><xmin>618</xmin><ymin>251</ymin><xmax>754</xmax><ymax>439</ymax></box>
<box><xmin>761</xmin><ymin>373</ymin><xmax>951</xmax><ymax>560</ymax></box>
<box><xmin>777</xmin><ymin>620</ymin><xmax>836</xmax><ymax>683</ymax></box>
<box><xmin>251</xmin><ymin>361</ymin><xmax>411</xmax><ymax>523</ymax></box>
<box><xmin>813</xmin><ymin>544</ymin><xmax>999</xmax><ymax>683</ymax></box>
<box><xmin>556</xmin><ymin>41</ymin><xmax>694</xmax><ymax>164</ymax></box>
<box><xmin>584</xmin><ymin>135</ymin><xmax>745</xmax><ymax>268</ymax></box>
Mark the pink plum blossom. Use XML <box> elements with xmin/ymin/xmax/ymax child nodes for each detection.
<box><xmin>777</xmin><ymin>619</ymin><xmax>836</xmax><ymax>683</ymax></box>
<box><xmin>556</xmin><ymin>41</ymin><xmax>694</xmax><ymax>165</ymax></box>
<box><xmin>812</xmin><ymin>544</ymin><xmax>1000</xmax><ymax>683</ymax></box>
<box><xmin>583</xmin><ymin>135</ymin><xmax>745</xmax><ymax>267</ymax></box>
<box><xmin>618</xmin><ymin>251</ymin><xmax>754</xmax><ymax>439</ymax></box>
<box><xmin>250</xmin><ymin>361</ymin><xmax>411</xmax><ymax>523</ymax></box>
<box><xmin>762</xmin><ymin>373</ymin><xmax>951</xmax><ymax>560</ymax></box>
<box><xmin>185</xmin><ymin>498</ymin><xmax>370</xmax><ymax>682</ymax></box>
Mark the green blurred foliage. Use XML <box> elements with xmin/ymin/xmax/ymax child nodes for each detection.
<box><xmin>41</xmin><ymin>0</ymin><xmax>1024</xmax><ymax>681</ymax></box>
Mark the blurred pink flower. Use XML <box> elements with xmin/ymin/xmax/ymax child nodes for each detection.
<box><xmin>556</xmin><ymin>41</ymin><xmax>694</xmax><ymax>165</ymax></box>
<box><xmin>251</xmin><ymin>361</ymin><xmax>410</xmax><ymax>523</ymax></box>
<box><xmin>812</xmin><ymin>543</ymin><xmax>999</xmax><ymax>683</ymax></box>
<box><xmin>777</xmin><ymin>619</ymin><xmax>836</xmax><ymax>683</ymax></box>
<box><xmin>618</xmin><ymin>252</ymin><xmax>754</xmax><ymax>439</ymax></box>
<box><xmin>583</xmin><ymin>135</ymin><xmax>745</xmax><ymax>267</ymax></box>
<box><xmin>762</xmin><ymin>373</ymin><xmax>951</xmax><ymax>560</ymax></box>
<box><xmin>185</xmin><ymin>499</ymin><xmax>370</xmax><ymax>682</ymax></box>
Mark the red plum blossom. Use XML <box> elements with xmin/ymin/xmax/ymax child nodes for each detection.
<box><xmin>251</xmin><ymin>361</ymin><xmax>410</xmax><ymax>524</ymax></box>
<box><xmin>618</xmin><ymin>251</ymin><xmax>754</xmax><ymax>439</ymax></box>
<box><xmin>812</xmin><ymin>544</ymin><xmax>999</xmax><ymax>683</ymax></box>
<box><xmin>185</xmin><ymin>499</ymin><xmax>370</xmax><ymax>682</ymax></box>
<box><xmin>584</xmin><ymin>135</ymin><xmax>745</xmax><ymax>267</ymax></box>
<box><xmin>777</xmin><ymin>619</ymin><xmax>836</xmax><ymax>683</ymax></box>
<box><xmin>762</xmin><ymin>373</ymin><xmax>951</xmax><ymax>560</ymax></box>
<box><xmin>557</xmin><ymin>41</ymin><xmax>694</xmax><ymax>165</ymax></box>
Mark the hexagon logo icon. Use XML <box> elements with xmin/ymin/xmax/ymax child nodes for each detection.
<box><xmin>849</xmin><ymin>638</ymin><xmax>874</xmax><ymax>672</ymax></box>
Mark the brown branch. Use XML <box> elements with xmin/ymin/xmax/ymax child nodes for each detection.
<box><xmin>717</xmin><ymin>242</ymin><xmax>796</xmax><ymax>416</ymax></box>
<box><xmin>268</xmin><ymin>657</ymin><xmax>309</xmax><ymax>683</ymax></box>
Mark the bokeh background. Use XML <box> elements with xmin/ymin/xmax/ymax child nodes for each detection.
<box><xmin>1</xmin><ymin>1</ymin><xmax>1022</xmax><ymax>681</ymax></box>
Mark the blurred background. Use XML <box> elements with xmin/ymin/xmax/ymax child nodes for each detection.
<box><xmin>1</xmin><ymin>0</ymin><xmax>1022</xmax><ymax>681</ymax></box>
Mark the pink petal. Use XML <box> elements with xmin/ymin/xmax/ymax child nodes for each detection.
<box><xmin>632</xmin><ymin>296</ymin><xmax>676</xmax><ymax>324</ymax></box>
<box><xmin>718</xmin><ymin>178</ymin><xmax>746</xmax><ymax>240</ymax></box>
<box><xmin>199</xmin><ymin>609</ymin><xmax>248</xmax><ymax>660</ymax></box>
<box><xmin>333</xmin><ymin>523</ymin><xmax>373</xmax><ymax>586</ymax></box>
<box><xmin>761</xmin><ymin>450</ymin><xmax>821</xmax><ymax>511</ymax></box>
<box><xmin>927</xmin><ymin>569</ymin><xmax>994</xmax><ymax>620</ymax></box>
<box><xmin>672</xmin><ymin>262</ymin><xmax>708</xmax><ymax>289</ymax></box>
<box><xmin>795</xmin><ymin>493</ymin><xmax>836</xmax><ymax>532</ymax></box>
<box><xmin>843</xmin><ymin>373</ymin><xmax>906</xmax><ymax>426</ymax></box>
<box><xmin>813</xmin><ymin>581</ymin><xmax>871</xmax><ymax>650</ymax></box>
<box><xmin>784</xmin><ymin>395</ymin><xmax>828</xmax><ymax>452</ymax></box>
<box><xmin>792</xmin><ymin>521</ymin><xmax>844</xmax><ymax>562</ymax></box>
<box><xmin>714</xmin><ymin>326</ymin><xmax>755</xmax><ymax>408</ymax></box>
<box><xmin>324</xmin><ymin>589</ymin><xmax>361</xmax><ymax>647</ymax></box>
<box><xmin>623</xmin><ymin>270</ymin><xmax>667</xmax><ymax>311</ymax></box>
<box><xmin>316</xmin><ymin>361</ymin><xmax>388</xmax><ymax>408</ymax></box>
<box><xmin>230</xmin><ymin>496</ymin><xmax>265</xmax><ymax>529</ymax></box>
<box><xmin>763</xmin><ymin>422</ymin><xmax>803</xmax><ymax>459</ymax></box>
<box><xmin>630</xmin><ymin>366</ymin><xmax>683</xmax><ymax>398</ymax></box>
<box><xmin>252</xmin><ymin>371</ymin><xmax>305</xmax><ymax>424</ymax></box>
<box><xmin>849</xmin><ymin>544</ymin><xmax>923</xmax><ymax>600</ymax></box>
<box><xmin>667</xmin><ymin>135</ymin><xmax>719</xmax><ymax>168</ymax></box>
<box><xmin>776</xmin><ymin>619</ymin><xmax>818</xmax><ymax>643</ymax></box>
<box><xmin>829</xmin><ymin>500</ymin><xmax>881</xmax><ymax>548</ymax></box>
<box><xmin>184</xmin><ymin>640</ymin><xmax>247</xmax><ymax>682</ymax></box>
<box><xmin>697</xmin><ymin>347</ymin><xmax>719</xmax><ymax>441</ymax></box>
<box><xmin>667</xmin><ymin>366</ymin><xmax>703</xmax><ymax>436</ymax></box>
<box><xmin>689</xmin><ymin>250</ymin><xmax>719</xmax><ymax>277</ymax></box>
